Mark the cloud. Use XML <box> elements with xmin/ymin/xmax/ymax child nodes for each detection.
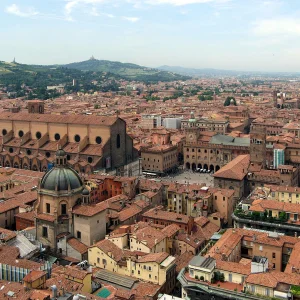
<box><xmin>143</xmin><ymin>0</ymin><xmax>230</xmax><ymax>5</ymax></box>
<box><xmin>5</xmin><ymin>4</ymin><xmax>39</xmax><ymax>17</ymax></box>
<box><xmin>89</xmin><ymin>7</ymin><xmax>114</xmax><ymax>17</ymax></box>
<box><xmin>122</xmin><ymin>16</ymin><xmax>140</xmax><ymax>22</ymax></box>
<box><xmin>253</xmin><ymin>18</ymin><xmax>300</xmax><ymax>36</ymax></box>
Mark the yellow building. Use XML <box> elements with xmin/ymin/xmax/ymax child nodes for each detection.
<box><xmin>88</xmin><ymin>239</ymin><xmax>176</xmax><ymax>293</ymax></box>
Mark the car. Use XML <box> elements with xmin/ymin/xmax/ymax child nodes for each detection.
<box><xmin>203</xmin><ymin>169</ymin><xmax>207</xmax><ymax>173</ymax></box>
<box><xmin>207</xmin><ymin>170</ymin><xmax>211</xmax><ymax>173</ymax></box>
<box><xmin>196</xmin><ymin>168</ymin><xmax>201</xmax><ymax>172</ymax></box>
<box><xmin>200</xmin><ymin>169</ymin><xmax>204</xmax><ymax>173</ymax></box>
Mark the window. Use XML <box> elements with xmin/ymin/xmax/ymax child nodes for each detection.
<box><xmin>138</xmin><ymin>271</ymin><xmax>140</xmax><ymax>275</ymax></box>
<box><xmin>9</xmin><ymin>147</ymin><xmax>13</xmax><ymax>153</ymax></box>
<box><xmin>88</xmin><ymin>156</ymin><xmax>93</xmax><ymax>163</ymax></box>
<box><xmin>272</xmin><ymin>263</ymin><xmax>276</xmax><ymax>269</ymax></box>
<box><xmin>95</xmin><ymin>136</ymin><xmax>102</xmax><ymax>144</ymax></box>
<box><xmin>74</xmin><ymin>134</ymin><xmax>81</xmax><ymax>142</ymax></box>
<box><xmin>46</xmin><ymin>203</ymin><xmax>50</xmax><ymax>213</ymax></box>
<box><xmin>117</xmin><ymin>134</ymin><xmax>121</xmax><ymax>148</ymax></box>
<box><xmin>259</xmin><ymin>245</ymin><xmax>263</xmax><ymax>251</ymax></box>
<box><xmin>77</xmin><ymin>231</ymin><xmax>81</xmax><ymax>239</ymax></box>
<box><xmin>102</xmin><ymin>259</ymin><xmax>107</xmax><ymax>265</ymax></box>
<box><xmin>97</xmin><ymin>258</ymin><xmax>100</xmax><ymax>263</ymax></box>
<box><xmin>251</xmin><ymin>285</ymin><xmax>255</xmax><ymax>293</ymax></box>
<box><xmin>2</xmin><ymin>129</ymin><xmax>7</xmax><ymax>136</ymax></box>
<box><xmin>42</xmin><ymin>227</ymin><xmax>48</xmax><ymax>238</ymax></box>
<box><xmin>61</xmin><ymin>204</ymin><xmax>67</xmax><ymax>215</ymax></box>
<box><xmin>36</xmin><ymin>131</ymin><xmax>42</xmax><ymax>139</ymax></box>
<box><xmin>18</xmin><ymin>130</ymin><xmax>24</xmax><ymax>137</ymax></box>
<box><xmin>149</xmin><ymin>274</ymin><xmax>151</xmax><ymax>279</ymax></box>
<box><xmin>272</xmin><ymin>252</ymin><xmax>276</xmax><ymax>258</ymax></box>
<box><xmin>54</xmin><ymin>133</ymin><xmax>60</xmax><ymax>141</ymax></box>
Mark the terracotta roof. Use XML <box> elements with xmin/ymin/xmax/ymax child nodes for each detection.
<box><xmin>216</xmin><ymin>260</ymin><xmax>251</xmax><ymax>275</ymax></box>
<box><xmin>35</xmin><ymin>213</ymin><xmax>56</xmax><ymax>222</ymax></box>
<box><xmin>137</xmin><ymin>252</ymin><xmax>169</xmax><ymax>263</ymax></box>
<box><xmin>132</xmin><ymin>226</ymin><xmax>166</xmax><ymax>249</ymax></box>
<box><xmin>142</xmin><ymin>207</ymin><xmax>191</xmax><ymax>224</ymax></box>
<box><xmin>15</xmin><ymin>210</ymin><xmax>35</xmax><ymax>222</ymax></box>
<box><xmin>0</xmin><ymin>227</ymin><xmax>16</xmax><ymax>241</ymax></box>
<box><xmin>67</xmin><ymin>238</ymin><xmax>88</xmax><ymax>254</ymax></box>
<box><xmin>213</xmin><ymin>154</ymin><xmax>250</xmax><ymax>180</ymax></box>
<box><xmin>73</xmin><ymin>201</ymin><xmax>106</xmax><ymax>217</ymax></box>
<box><xmin>23</xmin><ymin>270</ymin><xmax>46</xmax><ymax>283</ymax></box>
<box><xmin>161</xmin><ymin>224</ymin><xmax>180</xmax><ymax>237</ymax></box>
<box><xmin>0</xmin><ymin>112</ymin><xmax>118</xmax><ymax>126</ymax></box>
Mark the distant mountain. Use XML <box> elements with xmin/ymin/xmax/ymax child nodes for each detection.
<box><xmin>158</xmin><ymin>65</ymin><xmax>242</xmax><ymax>77</ymax></box>
<box><xmin>64</xmin><ymin>58</ymin><xmax>191</xmax><ymax>82</ymax></box>
<box><xmin>158</xmin><ymin>65</ymin><xmax>300</xmax><ymax>78</ymax></box>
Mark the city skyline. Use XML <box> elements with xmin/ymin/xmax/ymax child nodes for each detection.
<box><xmin>1</xmin><ymin>0</ymin><xmax>300</xmax><ymax>72</ymax></box>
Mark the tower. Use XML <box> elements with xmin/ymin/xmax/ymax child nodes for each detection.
<box><xmin>28</xmin><ymin>100</ymin><xmax>44</xmax><ymax>114</ymax></box>
<box><xmin>273</xmin><ymin>90</ymin><xmax>278</xmax><ymax>107</ymax></box>
<box><xmin>250</xmin><ymin>125</ymin><xmax>266</xmax><ymax>168</ymax></box>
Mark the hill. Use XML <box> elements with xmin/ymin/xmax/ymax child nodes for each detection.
<box><xmin>0</xmin><ymin>61</ymin><xmax>121</xmax><ymax>99</ymax></box>
<box><xmin>64</xmin><ymin>58</ymin><xmax>190</xmax><ymax>82</ymax></box>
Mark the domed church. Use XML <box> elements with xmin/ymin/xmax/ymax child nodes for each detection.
<box><xmin>35</xmin><ymin>149</ymin><xmax>103</xmax><ymax>251</ymax></box>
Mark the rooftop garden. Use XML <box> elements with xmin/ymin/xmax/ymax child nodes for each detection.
<box><xmin>234</xmin><ymin>209</ymin><xmax>288</xmax><ymax>224</ymax></box>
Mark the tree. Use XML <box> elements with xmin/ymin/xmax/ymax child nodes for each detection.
<box><xmin>224</xmin><ymin>97</ymin><xmax>236</xmax><ymax>106</ymax></box>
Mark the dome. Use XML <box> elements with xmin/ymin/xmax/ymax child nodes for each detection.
<box><xmin>82</xmin><ymin>188</ymin><xmax>90</xmax><ymax>195</ymax></box>
<box><xmin>56</xmin><ymin>149</ymin><xmax>66</xmax><ymax>157</ymax></box>
<box><xmin>40</xmin><ymin>166</ymin><xmax>83</xmax><ymax>192</ymax></box>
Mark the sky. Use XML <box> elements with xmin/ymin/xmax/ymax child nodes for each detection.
<box><xmin>1</xmin><ymin>0</ymin><xmax>300</xmax><ymax>72</ymax></box>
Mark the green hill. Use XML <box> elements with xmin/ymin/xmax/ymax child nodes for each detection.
<box><xmin>64</xmin><ymin>58</ymin><xmax>190</xmax><ymax>82</ymax></box>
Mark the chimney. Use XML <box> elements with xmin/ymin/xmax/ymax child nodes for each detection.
<box><xmin>51</xmin><ymin>285</ymin><xmax>57</xmax><ymax>299</ymax></box>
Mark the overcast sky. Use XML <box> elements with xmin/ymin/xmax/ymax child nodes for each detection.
<box><xmin>1</xmin><ymin>0</ymin><xmax>300</xmax><ymax>72</ymax></box>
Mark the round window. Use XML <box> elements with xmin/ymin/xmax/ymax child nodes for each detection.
<box><xmin>88</xmin><ymin>156</ymin><xmax>93</xmax><ymax>163</ymax></box>
<box><xmin>45</xmin><ymin>152</ymin><xmax>51</xmax><ymax>158</ymax></box>
<box><xmin>95</xmin><ymin>136</ymin><xmax>102</xmax><ymax>144</ymax></box>
<box><xmin>2</xmin><ymin>129</ymin><xmax>7</xmax><ymax>136</ymax></box>
<box><xmin>26</xmin><ymin>149</ymin><xmax>32</xmax><ymax>155</ymax></box>
<box><xmin>74</xmin><ymin>135</ymin><xmax>81</xmax><ymax>143</ymax></box>
<box><xmin>9</xmin><ymin>147</ymin><xmax>13</xmax><ymax>153</ymax></box>
<box><xmin>19</xmin><ymin>130</ymin><xmax>24</xmax><ymax>137</ymax></box>
<box><xmin>54</xmin><ymin>133</ymin><xmax>60</xmax><ymax>141</ymax></box>
<box><xmin>36</xmin><ymin>132</ymin><xmax>42</xmax><ymax>139</ymax></box>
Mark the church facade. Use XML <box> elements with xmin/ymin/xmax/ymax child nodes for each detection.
<box><xmin>0</xmin><ymin>101</ymin><xmax>136</xmax><ymax>174</ymax></box>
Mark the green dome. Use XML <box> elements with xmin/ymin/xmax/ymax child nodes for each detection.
<box><xmin>40</xmin><ymin>167</ymin><xmax>83</xmax><ymax>191</ymax></box>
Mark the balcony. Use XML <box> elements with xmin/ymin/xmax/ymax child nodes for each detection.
<box><xmin>177</xmin><ymin>269</ymin><xmax>262</xmax><ymax>300</ymax></box>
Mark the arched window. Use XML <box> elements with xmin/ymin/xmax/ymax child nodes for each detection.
<box><xmin>117</xmin><ymin>134</ymin><xmax>121</xmax><ymax>149</ymax></box>
<box><xmin>54</xmin><ymin>133</ymin><xmax>60</xmax><ymax>141</ymax></box>
<box><xmin>39</xmin><ymin>106</ymin><xmax>43</xmax><ymax>113</ymax></box>
<box><xmin>2</xmin><ymin>129</ymin><xmax>7</xmax><ymax>136</ymax></box>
